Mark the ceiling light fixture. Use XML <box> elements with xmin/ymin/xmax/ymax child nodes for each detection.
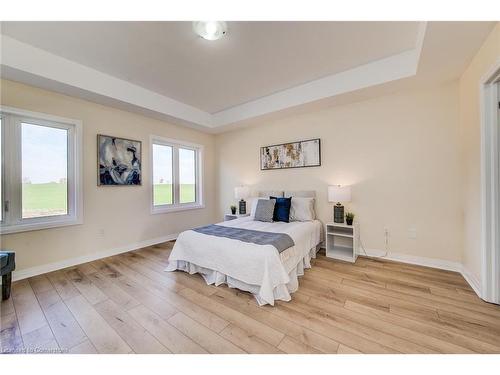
<box><xmin>192</xmin><ymin>21</ymin><xmax>227</xmax><ymax>41</ymax></box>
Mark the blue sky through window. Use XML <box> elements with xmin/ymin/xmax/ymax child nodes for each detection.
<box><xmin>153</xmin><ymin>144</ymin><xmax>173</xmax><ymax>184</ymax></box>
<box><xmin>22</xmin><ymin>123</ymin><xmax>67</xmax><ymax>184</ymax></box>
<box><xmin>179</xmin><ymin>148</ymin><xmax>195</xmax><ymax>185</ymax></box>
<box><xmin>153</xmin><ymin>144</ymin><xmax>195</xmax><ymax>184</ymax></box>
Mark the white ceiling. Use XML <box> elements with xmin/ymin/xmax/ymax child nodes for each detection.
<box><xmin>0</xmin><ymin>21</ymin><xmax>496</xmax><ymax>132</ymax></box>
<box><xmin>1</xmin><ymin>21</ymin><xmax>421</xmax><ymax>113</ymax></box>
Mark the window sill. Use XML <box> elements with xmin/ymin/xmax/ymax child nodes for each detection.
<box><xmin>151</xmin><ymin>203</ymin><xmax>205</xmax><ymax>215</ymax></box>
<box><xmin>0</xmin><ymin>217</ymin><xmax>83</xmax><ymax>235</ymax></box>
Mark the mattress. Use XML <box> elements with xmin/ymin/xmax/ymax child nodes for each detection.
<box><xmin>166</xmin><ymin>216</ymin><xmax>322</xmax><ymax>305</ymax></box>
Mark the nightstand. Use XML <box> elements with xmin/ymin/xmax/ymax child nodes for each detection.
<box><xmin>325</xmin><ymin>222</ymin><xmax>359</xmax><ymax>263</ymax></box>
<box><xmin>224</xmin><ymin>213</ymin><xmax>250</xmax><ymax>221</ymax></box>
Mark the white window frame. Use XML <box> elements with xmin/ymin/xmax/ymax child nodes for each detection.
<box><xmin>150</xmin><ymin>135</ymin><xmax>204</xmax><ymax>214</ymax></box>
<box><xmin>0</xmin><ymin>106</ymin><xmax>83</xmax><ymax>234</ymax></box>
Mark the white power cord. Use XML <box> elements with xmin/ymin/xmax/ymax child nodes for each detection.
<box><xmin>358</xmin><ymin>227</ymin><xmax>388</xmax><ymax>258</ymax></box>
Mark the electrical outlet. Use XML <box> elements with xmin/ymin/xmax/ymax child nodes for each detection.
<box><xmin>408</xmin><ymin>227</ymin><xmax>417</xmax><ymax>239</ymax></box>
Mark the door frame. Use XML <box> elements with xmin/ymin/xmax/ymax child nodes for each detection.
<box><xmin>480</xmin><ymin>59</ymin><xmax>500</xmax><ymax>304</ymax></box>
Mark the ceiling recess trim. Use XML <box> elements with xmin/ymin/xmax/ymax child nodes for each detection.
<box><xmin>0</xmin><ymin>22</ymin><xmax>427</xmax><ymax>133</ymax></box>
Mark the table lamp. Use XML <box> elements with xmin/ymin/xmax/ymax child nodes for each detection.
<box><xmin>234</xmin><ymin>186</ymin><xmax>250</xmax><ymax>214</ymax></box>
<box><xmin>328</xmin><ymin>185</ymin><xmax>351</xmax><ymax>223</ymax></box>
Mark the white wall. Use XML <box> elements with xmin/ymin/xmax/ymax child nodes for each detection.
<box><xmin>216</xmin><ymin>82</ymin><xmax>463</xmax><ymax>263</ymax></box>
<box><xmin>0</xmin><ymin>79</ymin><xmax>217</xmax><ymax>275</ymax></box>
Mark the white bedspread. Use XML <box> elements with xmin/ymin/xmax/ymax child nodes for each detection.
<box><xmin>166</xmin><ymin>217</ymin><xmax>322</xmax><ymax>305</ymax></box>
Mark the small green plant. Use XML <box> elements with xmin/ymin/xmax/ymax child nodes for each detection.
<box><xmin>230</xmin><ymin>205</ymin><xmax>237</xmax><ymax>214</ymax></box>
<box><xmin>345</xmin><ymin>212</ymin><xmax>355</xmax><ymax>225</ymax></box>
<box><xmin>345</xmin><ymin>212</ymin><xmax>355</xmax><ymax>220</ymax></box>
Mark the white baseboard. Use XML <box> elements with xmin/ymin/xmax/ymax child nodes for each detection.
<box><xmin>361</xmin><ymin>248</ymin><xmax>463</xmax><ymax>273</ymax></box>
<box><xmin>320</xmin><ymin>246</ymin><xmax>482</xmax><ymax>297</ymax></box>
<box><xmin>8</xmin><ymin>232</ymin><xmax>179</xmax><ymax>283</ymax></box>
<box><xmin>460</xmin><ymin>266</ymin><xmax>482</xmax><ymax>297</ymax></box>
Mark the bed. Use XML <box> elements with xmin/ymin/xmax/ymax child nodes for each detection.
<box><xmin>166</xmin><ymin>191</ymin><xmax>322</xmax><ymax>306</ymax></box>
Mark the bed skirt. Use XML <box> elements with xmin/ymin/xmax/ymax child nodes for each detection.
<box><xmin>165</xmin><ymin>245</ymin><xmax>319</xmax><ymax>306</ymax></box>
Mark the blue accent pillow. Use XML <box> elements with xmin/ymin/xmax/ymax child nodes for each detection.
<box><xmin>270</xmin><ymin>196</ymin><xmax>292</xmax><ymax>223</ymax></box>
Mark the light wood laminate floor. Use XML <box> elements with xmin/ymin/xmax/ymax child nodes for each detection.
<box><xmin>2</xmin><ymin>241</ymin><xmax>500</xmax><ymax>354</ymax></box>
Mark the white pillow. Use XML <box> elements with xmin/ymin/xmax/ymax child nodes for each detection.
<box><xmin>289</xmin><ymin>197</ymin><xmax>315</xmax><ymax>221</ymax></box>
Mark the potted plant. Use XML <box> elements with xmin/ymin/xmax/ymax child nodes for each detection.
<box><xmin>230</xmin><ymin>205</ymin><xmax>237</xmax><ymax>215</ymax></box>
<box><xmin>345</xmin><ymin>212</ymin><xmax>355</xmax><ymax>226</ymax></box>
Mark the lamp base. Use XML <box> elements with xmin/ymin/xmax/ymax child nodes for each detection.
<box><xmin>239</xmin><ymin>199</ymin><xmax>247</xmax><ymax>215</ymax></box>
<box><xmin>334</xmin><ymin>203</ymin><xmax>344</xmax><ymax>223</ymax></box>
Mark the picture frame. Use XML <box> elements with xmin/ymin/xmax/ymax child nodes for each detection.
<box><xmin>260</xmin><ymin>138</ymin><xmax>321</xmax><ymax>170</ymax></box>
<box><xmin>97</xmin><ymin>134</ymin><xmax>142</xmax><ymax>186</ymax></box>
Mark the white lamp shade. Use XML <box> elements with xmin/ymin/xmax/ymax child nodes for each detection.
<box><xmin>192</xmin><ymin>21</ymin><xmax>228</xmax><ymax>41</ymax></box>
<box><xmin>234</xmin><ymin>186</ymin><xmax>250</xmax><ymax>200</ymax></box>
<box><xmin>328</xmin><ymin>185</ymin><xmax>351</xmax><ymax>203</ymax></box>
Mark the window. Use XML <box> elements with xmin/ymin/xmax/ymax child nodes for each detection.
<box><xmin>151</xmin><ymin>136</ymin><xmax>203</xmax><ymax>213</ymax></box>
<box><xmin>0</xmin><ymin>107</ymin><xmax>82</xmax><ymax>234</ymax></box>
<box><xmin>22</xmin><ymin>122</ymin><xmax>68</xmax><ymax>218</ymax></box>
<box><xmin>152</xmin><ymin>144</ymin><xmax>173</xmax><ymax>206</ymax></box>
<box><xmin>179</xmin><ymin>148</ymin><xmax>196</xmax><ymax>204</ymax></box>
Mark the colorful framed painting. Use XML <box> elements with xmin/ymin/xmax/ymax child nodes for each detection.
<box><xmin>260</xmin><ymin>138</ymin><xmax>321</xmax><ymax>170</ymax></box>
<box><xmin>97</xmin><ymin>134</ymin><xmax>142</xmax><ymax>185</ymax></box>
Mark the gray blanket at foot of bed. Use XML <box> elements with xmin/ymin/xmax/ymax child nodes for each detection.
<box><xmin>192</xmin><ymin>224</ymin><xmax>295</xmax><ymax>253</ymax></box>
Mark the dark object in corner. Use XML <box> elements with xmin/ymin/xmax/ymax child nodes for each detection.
<box><xmin>0</xmin><ymin>251</ymin><xmax>15</xmax><ymax>300</ymax></box>
<box><xmin>334</xmin><ymin>203</ymin><xmax>344</xmax><ymax>223</ymax></box>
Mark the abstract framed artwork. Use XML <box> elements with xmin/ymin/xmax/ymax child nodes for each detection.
<box><xmin>260</xmin><ymin>138</ymin><xmax>321</xmax><ymax>170</ymax></box>
<box><xmin>97</xmin><ymin>134</ymin><xmax>142</xmax><ymax>186</ymax></box>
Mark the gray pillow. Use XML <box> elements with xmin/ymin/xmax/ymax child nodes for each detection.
<box><xmin>254</xmin><ymin>199</ymin><xmax>276</xmax><ymax>222</ymax></box>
